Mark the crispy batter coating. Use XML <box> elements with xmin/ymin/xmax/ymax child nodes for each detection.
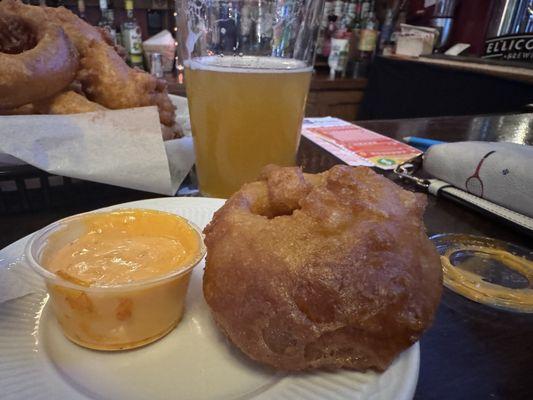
<box><xmin>1</xmin><ymin>1</ymin><xmax>177</xmax><ymax>136</ymax></box>
<box><xmin>33</xmin><ymin>90</ymin><xmax>106</xmax><ymax>114</ymax></box>
<box><xmin>77</xmin><ymin>40</ymin><xmax>177</xmax><ymax>129</ymax></box>
<box><xmin>203</xmin><ymin>165</ymin><xmax>442</xmax><ymax>371</ymax></box>
<box><xmin>0</xmin><ymin>1</ymin><xmax>79</xmax><ymax>109</ymax></box>
<box><xmin>44</xmin><ymin>5</ymin><xmax>118</xmax><ymax>56</ymax></box>
<box><xmin>0</xmin><ymin>103</ymin><xmax>35</xmax><ymax>115</ymax></box>
<box><xmin>46</xmin><ymin>7</ymin><xmax>177</xmax><ymax>129</ymax></box>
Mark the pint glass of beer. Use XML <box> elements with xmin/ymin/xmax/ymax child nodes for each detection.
<box><xmin>176</xmin><ymin>0</ymin><xmax>325</xmax><ymax>198</ymax></box>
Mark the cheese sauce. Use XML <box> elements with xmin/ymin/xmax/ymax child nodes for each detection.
<box><xmin>42</xmin><ymin>209</ymin><xmax>201</xmax><ymax>286</ymax></box>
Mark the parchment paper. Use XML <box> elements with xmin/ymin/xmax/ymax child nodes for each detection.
<box><xmin>0</xmin><ymin>95</ymin><xmax>194</xmax><ymax>196</ymax></box>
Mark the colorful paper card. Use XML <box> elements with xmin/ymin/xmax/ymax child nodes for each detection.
<box><xmin>302</xmin><ymin>117</ymin><xmax>421</xmax><ymax>170</ymax></box>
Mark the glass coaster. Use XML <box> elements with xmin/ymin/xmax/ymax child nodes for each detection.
<box><xmin>430</xmin><ymin>233</ymin><xmax>533</xmax><ymax>313</ymax></box>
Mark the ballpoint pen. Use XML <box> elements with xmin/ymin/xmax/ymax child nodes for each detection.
<box><xmin>402</xmin><ymin>136</ymin><xmax>446</xmax><ymax>151</ymax></box>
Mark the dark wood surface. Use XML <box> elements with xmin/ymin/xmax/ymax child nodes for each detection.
<box><xmin>300</xmin><ymin>112</ymin><xmax>533</xmax><ymax>400</ymax></box>
<box><xmin>1</xmin><ymin>112</ymin><xmax>532</xmax><ymax>399</ymax></box>
<box><xmin>404</xmin><ymin>55</ymin><xmax>533</xmax><ymax>85</ymax></box>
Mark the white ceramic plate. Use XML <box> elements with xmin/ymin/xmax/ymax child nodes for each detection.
<box><xmin>0</xmin><ymin>197</ymin><xmax>419</xmax><ymax>400</ymax></box>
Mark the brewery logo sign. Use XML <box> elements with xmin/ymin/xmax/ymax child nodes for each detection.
<box><xmin>483</xmin><ymin>34</ymin><xmax>533</xmax><ymax>61</ymax></box>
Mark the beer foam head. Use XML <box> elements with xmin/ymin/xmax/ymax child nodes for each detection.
<box><xmin>185</xmin><ymin>56</ymin><xmax>312</xmax><ymax>73</ymax></box>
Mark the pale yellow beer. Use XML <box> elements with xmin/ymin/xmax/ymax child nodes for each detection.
<box><xmin>185</xmin><ymin>56</ymin><xmax>312</xmax><ymax>198</ymax></box>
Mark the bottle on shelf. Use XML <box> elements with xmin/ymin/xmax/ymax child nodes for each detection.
<box><xmin>358</xmin><ymin>4</ymin><xmax>378</xmax><ymax>53</ymax></box>
<box><xmin>360</xmin><ymin>0</ymin><xmax>371</xmax><ymax>23</ymax></box>
<box><xmin>346</xmin><ymin>0</ymin><xmax>357</xmax><ymax>25</ymax></box>
<box><xmin>98</xmin><ymin>0</ymin><xmax>118</xmax><ymax>47</ymax></box>
<box><xmin>351</xmin><ymin>0</ymin><xmax>362</xmax><ymax>31</ymax></box>
<box><xmin>339</xmin><ymin>0</ymin><xmax>356</xmax><ymax>32</ymax></box>
<box><xmin>344</xmin><ymin>0</ymin><xmax>361</xmax><ymax>77</ymax></box>
<box><xmin>378</xmin><ymin>7</ymin><xmax>394</xmax><ymax>54</ymax></box>
<box><xmin>77</xmin><ymin>0</ymin><xmax>87</xmax><ymax>21</ymax></box>
<box><xmin>333</xmin><ymin>0</ymin><xmax>344</xmax><ymax>19</ymax></box>
<box><xmin>322</xmin><ymin>14</ymin><xmax>338</xmax><ymax>57</ymax></box>
<box><xmin>122</xmin><ymin>0</ymin><xmax>144</xmax><ymax>69</ymax></box>
<box><xmin>113</xmin><ymin>1</ymin><xmax>123</xmax><ymax>48</ymax></box>
<box><xmin>354</xmin><ymin>0</ymin><xmax>362</xmax><ymax>21</ymax></box>
<box><xmin>328</xmin><ymin>31</ymin><xmax>350</xmax><ymax>79</ymax></box>
<box><xmin>317</xmin><ymin>0</ymin><xmax>335</xmax><ymax>57</ymax></box>
<box><xmin>216</xmin><ymin>1</ymin><xmax>238</xmax><ymax>53</ymax></box>
<box><xmin>389</xmin><ymin>8</ymin><xmax>407</xmax><ymax>54</ymax></box>
<box><xmin>352</xmin><ymin>0</ymin><xmax>378</xmax><ymax>77</ymax></box>
<box><xmin>238</xmin><ymin>0</ymin><xmax>253</xmax><ymax>52</ymax></box>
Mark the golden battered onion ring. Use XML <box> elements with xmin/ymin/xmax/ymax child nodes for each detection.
<box><xmin>203</xmin><ymin>165</ymin><xmax>442</xmax><ymax>371</ymax></box>
<box><xmin>0</xmin><ymin>13</ymin><xmax>78</xmax><ymax>109</ymax></box>
<box><xmin>33</xmin><ymin>90</ymin><xmax>106</xmax><ymax>115</ymax></box>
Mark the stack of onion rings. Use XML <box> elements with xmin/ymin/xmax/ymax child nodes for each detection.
<box><xmin>0</xmin><ymin>0</ymin><xmax>180</xmax><ymax>139</ymax></box>
<box><xmin>0</xmin><ymin>12</ymin><xmax>78</xmax><ymax>109</ymax></box>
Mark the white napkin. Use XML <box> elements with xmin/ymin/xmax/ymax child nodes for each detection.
<box><xmin>424</xmin><ymin>141</ymin><xmax>533</xmax><ymax>218</ymax></box>
<box><xmin>0</xmin><ymin>96</ymin><xmax>194</xmax><ymax>196</ymax></box>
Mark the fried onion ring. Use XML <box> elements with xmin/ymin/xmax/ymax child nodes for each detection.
<box><xmin>43</xmin><ymin>5</ymin><xmax>176</xmax><ymax>129</ymax></box>
<box><xmin>33</xmin><ymin>90</ymin><xmax>106</xmax><ymax>115</ymax></box>
<box><xmin>203</xmin><ymin>165</ymin><xmax>442</xmax><ymax>371</ymax></box>
<box><xmin>78</xmin><ymin>40</ymin><xmax>176</xmax><ymax>128</ymax></box>
<box><xmin>0</xmin><ymin>6</ymin><xmax>78</xmax><ymax>109</ymax></box>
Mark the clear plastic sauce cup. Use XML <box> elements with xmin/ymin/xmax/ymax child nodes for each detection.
<box><xmin>25</xmin><ymin>208</ymin><xmax>206</xmax><ymax>351</ymax></box>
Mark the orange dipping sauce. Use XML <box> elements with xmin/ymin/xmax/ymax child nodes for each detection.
<box><xmin>42</xmin><ymin>209</ymin><xmax>201</xmax><ymax>286</ymax></box>
<box><xmin>28</xmin><ymin>209</ymin><xmax>205</xmax><ymax>351</ymax></box>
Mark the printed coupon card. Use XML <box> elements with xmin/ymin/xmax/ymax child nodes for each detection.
<box><xmin>302</xmin><ymin>117</ymin><xmax>421</xmax><ymax>170</ymax></box>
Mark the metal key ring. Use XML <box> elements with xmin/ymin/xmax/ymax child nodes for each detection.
<box><xmin>394</xmin><ymin>154</ymin><xmax>430</xmax><ymax>189</ymax></box>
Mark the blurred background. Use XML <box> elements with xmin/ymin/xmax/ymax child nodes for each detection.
<box><xmin>23</xmin><ymin>0</ymin><xmax>533</xmax><ymax>120</ymax></box>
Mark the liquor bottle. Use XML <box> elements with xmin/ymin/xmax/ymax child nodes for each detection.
<box><xmin>351</xmin><ymin>0</ymin><xmax>362</xmax><ymax>31</ymax></box>
<box><xmin>347</xmin><ymin>0</ymin><xmax>356</xmax><ymax>22</ymax></box>
<box><xmin>353</xmin><ymin>3</ymin><xmax>377</xmax><ymax>77</ymax></box>
<box><xmin>355</xmin><ymin>0</ymin><xmax>363</xmax><ymax>19</ymax></box>
<box><xmin>257</xmin><ymin>1</ymin><xmax>274</xmax><ymax>52</ymax></box>
<box><xmin>98</xmin><ymin>0</ymin><xmax>108</xmax><ymax>27</ymax></box>
<box><xmin>217</xmin><ymin>1</ymin><xmax>237</xmax><ymax>53</ymax></box>
<box><xmin>122</xmin><ymin>0</ymin><xmax>144</xmax><ymax>68</ymax></box>
<box><xmin>333</xmin><ymin>0</ymin><xmax>344</xmax><ymax>19</ymax></box>
<box><xmin>113</xmin><ymin>1</ymin><xmax>123</xmax><ymax>48</ymax></box>
<box><xmin>98</xmin><ymin>0</ymin><xmax>118</xmax><ymax>46</ymax></box>
<box><xmin>360</xmin><ymin>0</ymin><xmax>370</xmax><ymax>23</ymax></box>
<box><xmin>322</xmin><ymin>14</ymin><xmax>338</xmax><ymax>57</ymax></box>
<box><xmin>238</xmin><ymin>0</ymin><xmax>253</xmax><ymax>52</ymax></box>
<box><xmin>389</xmin><ymin>9</ymin><xmax>406</xmax><ymax>51</ymax></box>
<box><xmin>378</xmin><ymin>7</ymin><xmax>394</xmax><ymax>54</ymax></box>
<box><xmin>344</xmin><ymin>0</ymin><xmax>360</xmax><ymax>77</ymax></box>
<box><xmin>77</xmin><ymin>0</ymin><xmax>87</xmax><ymax>21</ymax></box>
<box><xmin>317</xmin><ymin>0</ymin><xmax>334</xmax><ymax>56</ymax></box>
<box><xmin>358</xmin><ymin>4</ymin><xmax>378</xmax><ymax>54</ymax></box>
<box><xmin>106</xmin><ymin>7</ymin><xmax>118</xmax><ymax>46</ymax></box>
